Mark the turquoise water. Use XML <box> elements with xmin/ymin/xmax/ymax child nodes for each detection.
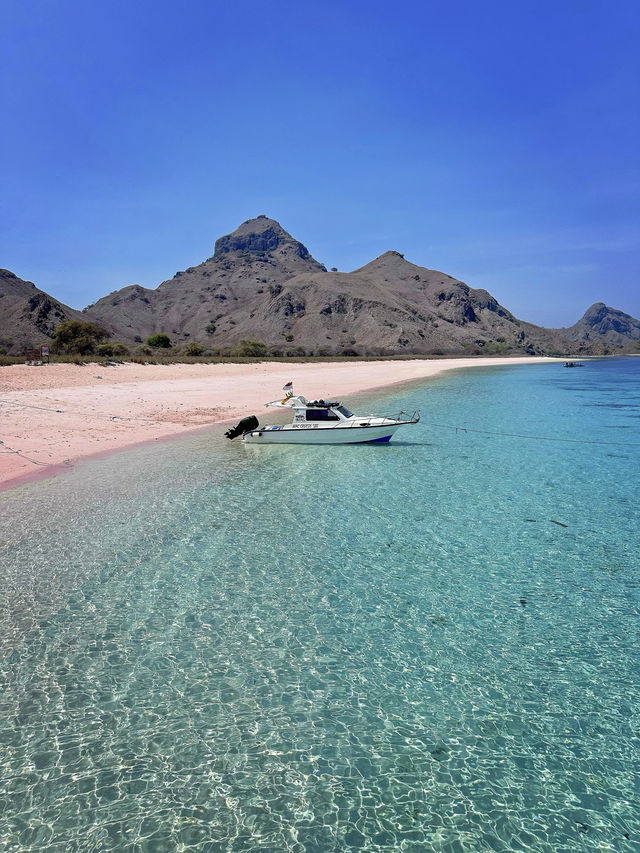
<box><xmin>1</xmin><ymin>358</ymin><xmax>639</xmax><ymax>852</ymax></box>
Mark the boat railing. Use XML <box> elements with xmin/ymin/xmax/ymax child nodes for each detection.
<box><xmin>338</xmin><ymin>409</ymin><xmax>420</xmax><ymax>428</ymax></box>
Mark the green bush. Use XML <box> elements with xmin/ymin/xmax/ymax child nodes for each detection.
<box><xmin>147</xmin><ymin>333</ymin><xmax>171</xmax><ymax>348</ymax></box>
<box><xmin>52</xmin><ymin>320</ymin><xmax>109</xmax><ymax>355</ymax></box>
<box><xmin>184</xmin><ymin>342</ymin><xmax>204</xmax><ymax>356</ymax></box>
<box><xmin>482</xmin><ymin>340</ymin><xmax>510</xmax><ymax>355</ymax></box>
<box><xmin>232</xmin><ymin>339</ymin><xmax>268</xmax><ymax>357</ymax></box>
<box><xmin>96</xmin><ymin>342</ymin><xmax>129</xmax><ymax>357</ymax></box>
<box><xmin>205</xmin><ymin>323</ymin><xmax>216</xmax><ymax>336</ymax></box>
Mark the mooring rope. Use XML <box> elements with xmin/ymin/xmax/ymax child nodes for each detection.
<box><xmin>421</xmin><ymin>420</ymin><xmax>640</xmax><ymax>448</ymax></box>
<box><xmin>0</xmin><ymin>439</ymin><xmax>70</xmax><ymax>468</ymax></box>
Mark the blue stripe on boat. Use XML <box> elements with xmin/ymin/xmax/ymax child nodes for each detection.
<box><xmin>364</xmin><ymin>435</ymin><xmax>392</xmax><ymax>443</ymax></box>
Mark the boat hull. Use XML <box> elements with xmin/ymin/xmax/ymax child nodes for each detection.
<box><xmin>242</xmin><ymin>423</ymin><xmax>403</xmax><ymax>444</ymax></box>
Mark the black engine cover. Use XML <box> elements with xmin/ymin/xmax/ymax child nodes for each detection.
<box><xmin>224</xmin><ymin>415</ymin><xmax>259</xmax><ymax>440</ymax></box>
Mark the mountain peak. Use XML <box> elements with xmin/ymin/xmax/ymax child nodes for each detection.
<box><xmin>579</xmin><ymin>302</ymin><xmax>632</xmax><ymax>326</ymax></box>
<box><xmin>566</xmin><ymin>302</ymin><xmax>640</xmax><ymax>345</ymax></box>
<box><xmin>353</xmin><ymin>249</ymin><xmax>424</xmax><ymax>276</ymax></box>
<box><xmin>581</xmin><ymin>302</ymin><xmax>609</xmax><ymax>323</ymax></box>
<box><xmin>234</xmin><ymin>214</ymin><xmax>286</xmax><ymax>235</ymax></box>
<box><xmin>371</xmin><ymin>250</ymin><xmax>407</xmax><ymax>264</ymax></box>
<box><xmin>213</xmin><ymin>215</ymin><xmax>314</xmax><ymax>261</ymax></box>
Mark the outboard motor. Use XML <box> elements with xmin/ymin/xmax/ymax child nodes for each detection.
<box><xmin>225</xmin><ymin>415</ymin><xmax>259</xmax><ymax>440</ymax></box>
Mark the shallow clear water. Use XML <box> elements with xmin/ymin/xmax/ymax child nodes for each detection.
<box><xmin>1</xmin><ymin>358</ymin><xmax>639</xmax><ymax>852</ymax></box>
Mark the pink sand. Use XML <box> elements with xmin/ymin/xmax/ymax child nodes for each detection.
<box><xmin>0</xmin><ymin>357</ymin><xmax>558</xmax><ymax>490</ymax></box>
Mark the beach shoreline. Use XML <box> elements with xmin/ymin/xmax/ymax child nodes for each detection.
<box><xmin>0</xmin><ymin>356</ymin><xmax>560</xmax><ymax>492</ymax></box>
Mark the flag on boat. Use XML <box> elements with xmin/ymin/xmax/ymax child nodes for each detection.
<box><xmin>281</xmin><ymin>381</ymin><xmax>294</xmax><ymax>402</ymax></box>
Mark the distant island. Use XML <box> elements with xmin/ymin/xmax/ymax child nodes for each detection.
<box><xmin>2</xmin><ymin>215</ymin><xmax>639</xmax><ymax>358</ymax></box>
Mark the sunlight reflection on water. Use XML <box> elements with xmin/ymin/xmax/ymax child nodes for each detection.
<box><xmin>1</xmin><ymin>360</ymin><xmax>639</xmax><ymax>851</ymax></box>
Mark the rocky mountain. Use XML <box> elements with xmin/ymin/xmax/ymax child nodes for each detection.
<box><xmin>559</xmin><ymin>303</ymin><xmax>640</xmax><ymax>350</ymax></box>
<box><xmin>225</xmin><ymin>248</ymin><xmax>571</xmax><ymax>356</ymax></box>
<box><xmin>2</xmin><ymin>216</ymin><xmax>639</xmax><ymax>357</ymax></box>
<box><xmin>0</xmin><ymin>269</ymin><xmax>88</xmax><ymax>354</ymax></box>
<box><xmin>83</xmin><ymin>216</ymin><xmax>575</xmax><ymax>356</ymax></box>
<box><xmin>86</xmin><ymin>215</ymin><xmax>327</xmax><ymax>347</ymax></box>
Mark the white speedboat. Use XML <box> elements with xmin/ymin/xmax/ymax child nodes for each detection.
<box><xmin>225</xmin><ymin>388</ymin><xmax>419</xmax><ymax>445</ymax></box>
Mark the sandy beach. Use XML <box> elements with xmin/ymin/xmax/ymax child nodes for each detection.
<box><xmin>0</xmin><ymin>357</ymin><xmax>558</xmax><ymax>490</ymax></box>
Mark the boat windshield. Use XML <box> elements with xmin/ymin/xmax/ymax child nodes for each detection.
<box><xmin>336</xmin><ymin>405</ymin><xmax>353</xmax><ymax>417</ymax></box>
<box><xmin>305</xmin><ymin>409</ymin><xmax>340</xmax><ymax>421</ymax></box>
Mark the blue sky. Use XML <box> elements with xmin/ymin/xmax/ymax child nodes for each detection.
<box><xmin>2</xmin><ymin>0</ymin><xmax>638</xmax><ymax>326</ymax></box>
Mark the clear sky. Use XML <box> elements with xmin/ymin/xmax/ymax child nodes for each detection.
<box><xmin>2</xmin><ymin>0</ymin><xmax>638</xmax><ymax>326</ymax></box>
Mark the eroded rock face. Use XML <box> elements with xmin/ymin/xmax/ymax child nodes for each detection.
<box><xmin>26</xmin><ymin>293</ymin><xmax>66</xmax><ymax>335</ymax></box>
<box><xmin>213</xmin><ymin>217</ymin><xmax>319</xmax><ymax>264</ymax></box>
<box><xmin>582</xmin><ymin>302</ymin><xmax>610</xmax><ymax>326</ymax></box>
<box><xmin>215</xmin><ymin>225</ymin><xmax>284</xmax><ymax>257</ymax></box>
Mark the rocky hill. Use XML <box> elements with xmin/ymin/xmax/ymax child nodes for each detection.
<box><xmin>559</xmin><ymin>303</ymin><xmax>640</xmax><ymax>350</ymax></box>
<box><xmin>0</xmin><ymin>269</ymin><xmax>89</xmax><ymax>354</ymax></box>
<box><xmin>85</xmin><ymin>216</ymin><xmax>601</xmax><ymax>356</ymax></box>
<box><xmin>2</xmin><ymin>216</ymin><xmax>638</xmax><ymax>356</ymax></box>
<box><xmin>86</xmin><ymin>216</ymin><xmax>327</xmax><ymax>347</ymax></box>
